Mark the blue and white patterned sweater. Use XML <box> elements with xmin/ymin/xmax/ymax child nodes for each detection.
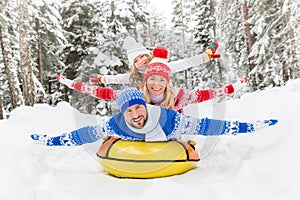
<box><xmin>31</xmin><ymin>104</ymin><xmax>275</xmax><ymax>146</ymax></box>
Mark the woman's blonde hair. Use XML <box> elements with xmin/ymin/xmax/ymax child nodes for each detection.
<box><xmin>129</xmin><ymin>55</ymin><xmax>153</xmax><ymax>86</ymax></box>
<box><xmin>140</xmin><ymin>81</ymin><xmax>175</xmax><ymax>110</ymax></box>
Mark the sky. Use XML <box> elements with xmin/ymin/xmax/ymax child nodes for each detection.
<box><xmin>1</xmin><ymin>77</ymin><xmax>300</xmax><ymax>199</ymax></box>
<box><xmin>149</xmin><ymin>0</ymin><xmax>173</xmax><ymax>22</ymax></box>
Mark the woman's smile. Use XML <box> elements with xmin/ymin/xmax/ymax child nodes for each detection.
<box><xmin>146</xmin><ymin>75</ymin><xmax>167</xmax><ymax>96</ymax></box>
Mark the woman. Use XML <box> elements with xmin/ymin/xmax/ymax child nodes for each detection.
<box><xmin>139</xmin><ymin>48</ymin><xmax>247</xmax><ymax>113</ymax></box>
<box><xmin>90</xmin><ymin>37</ymin><xmax>220</xmax><ymax>87</ymax></box>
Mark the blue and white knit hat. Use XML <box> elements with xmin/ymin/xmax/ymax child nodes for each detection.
<box><xmin>117</xmin><ymin>86</ymin><xmax>146</xmax><ymax>113</ymax></box>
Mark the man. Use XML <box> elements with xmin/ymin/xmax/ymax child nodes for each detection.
<box><xmin>31</xmin><ymin>86</ymin><xmax>278</xmax><ymax>146</ymax></box>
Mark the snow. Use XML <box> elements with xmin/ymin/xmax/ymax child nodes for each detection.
<box><xmin>1</xmin><ymin>79</ymin><xmax>300</xmax><ymax>200</ymax></box>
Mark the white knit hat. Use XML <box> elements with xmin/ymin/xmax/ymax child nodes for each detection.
<box><xmin>123</xmin><ymin>37</ymin><xmax>151</xmax><ymax>67</ymax></box>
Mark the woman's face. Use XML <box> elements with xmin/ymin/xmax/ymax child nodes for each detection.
<box><xmin>146</xmin><ymin>75</ymin><xmax>168</xmax><ymax>96</ymax></box>
<box><xmin>133</xmin><ymin>54</ymin><xmax>149</xmax><ymax>71</ymax></box>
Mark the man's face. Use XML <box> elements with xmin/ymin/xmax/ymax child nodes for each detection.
<box><xmin>124</xmin><ymin>104</ymin><xmax>148</xmax><ymax>129</ymax></box>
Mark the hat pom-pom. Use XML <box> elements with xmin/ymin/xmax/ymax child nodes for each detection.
<box><xmin>153</xmin><ymin>46</ymin><xmax>168</xmax><ymax>59</ymax></box>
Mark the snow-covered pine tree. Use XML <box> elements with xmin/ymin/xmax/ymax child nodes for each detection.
<box><xmin>0</xmin><ymin>0</ymin><xmax>24</xmax><ymax>111</ymax></box>
<box><xmin>59</xmin><ymin>0</ymin><xmax>151</xmax><ymax>115</ymax></box>
<box><xmin>0</xmin><ymin>97</ymin><xmax>3</xmax><ymax>119</ymax></box>
<box><xmin>29</xmin><ymin>0</ymin><xmax>69</xmax><ymax>104</ymax></box>
<box><xmin>169</xmin><ymin>0</ymin><xmax>191</xmax><ymax>88</ymax></box>
<box><xmin>104</xmin><ymin>0</ymin><xmax>150</xmax><ymax>74</ymax></box>
<box><xmin>87</xmin><ymin>0</ymin><xmax>150</xmax><ymax>115</ymax></box>
<box><xmin>191</xmin><ymin>0</ymin><xmax>222</xmax><ymax>90</ymax></box>
<box><xmin>216</xmin><ymin>0</ymin><xmax>249</xmax><ymax>88</ymax></box>
<box><xmin>141</xmin><ymin>2</ymin><xmax>169</xmax><ymax>48</ymax></box>
<box><xmin>248</xmin><ymin>0</ymin><xmax>299</xmax><ymax>89</ymax></box>
<box><xmin>18</xmin><ymin>0</ymin><xmax>36</xmax><ymax>106</ymax></box>
<box><xmin>191</xmin><ymin>0</ymin><xmax>212</xmax><ymax>90</ymax></box>
<box><xmin>283</xmin><ymin>0</ymin><xmax>300</xmax><ymax>81</ymax></box>
<box><xmin>59</xmin><ymin>0</ymin><xmax>96</xmax><ymax>79</ymax></box>
<box><xmin>58</xmin><ymin>0</ymin><xmax>105</xmax><ymax>114</ymax></box>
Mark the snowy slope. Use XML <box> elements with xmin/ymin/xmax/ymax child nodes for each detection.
<box><xmin>1</xmin><ymin>79</ymin><xmax>300</xmax><ymax>200</ymax></box>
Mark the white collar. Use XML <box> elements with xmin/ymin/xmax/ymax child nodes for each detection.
<box><xmin>150</xmin><ymin>93</ymin><xmax>164</xmax><ymax>104</ymax></box>
<box><xmin>125</xmin><ymin>104</ymin><xmax>167</xmax><ymax>141</ymax></box>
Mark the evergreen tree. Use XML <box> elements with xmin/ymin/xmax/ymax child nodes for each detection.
<box><xmin>280</xmin><ymin>0</ymin><xmax>299</xmax><ymax>81</ymax></box>
<box><xmin>59</xmin><ymin>0</ymin><xmax>151</xmax><ymax>115</ymax></box>
<box><xmin>217</xmin><ymin>0</ymin><xmax>249</xmax><ymax>85</ymax></box>
<box><xmin>141</xmin><ymin>4</ymin><xmax>169</xmax><ymax>48</ymax></box>
<box><xmin>169</xmin><ymin>0</ymin><xmax>192</xmax><ymax>88</ymax></box>
<box><xmin>190</xmin><ymin>0</ymin><xmax>222</xmax><ymax>90</ymax></box>
<box><xmin>248</xmin><ymin>0</ymin><xmax>299</xmax><ymax>89</ymax></box>
<box><xmin>191</xmin><ymin>0</ymin><xmax>212</xmax><ymax>89</ymax></box>
<box><xmin>59</xmin><ymin>0</ymin><xmax>95</xmax><ymax>78</ymax></box>
<box><xmin>0</xmin><ymin>0</ymin><xmax>24</xmax><ymax>110</ymax></box>
<box><xmin>193</xmin><ymin>0</ymin><xmax>210</xmax><ymax>50</ymax></box>
<box><xmin>170</xmin><ymin>0</ymin><xmax>187</xmax><ymax>60</ymax></box>
<box><xmin>29</xmin><ymin>0</ymin><xmax>69</xmax><ymax>103</ymax></box>
<box><xmin>18</xmin><ymin>0</ymin><xmax>36</xmax><ymax>106</ymax></box>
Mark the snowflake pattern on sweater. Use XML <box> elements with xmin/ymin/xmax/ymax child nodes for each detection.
<box><xmin>69</xmin><ymin>82</ymin><xmax>234</xmax><ymax>114</ymax></box>
<box><xmin>173</xmin><ymin>86</ymin><xmax>233</xmax><ymax>113</ymax></box>
<box><xmin>30</xmin><ymin>104</ymin><xmax>274</xmax><ymax>146</ymax></box>
<box><xmin>57</xmin><ymin>75</ymin><xmax>238</xmax><ymax>114</ymax></box>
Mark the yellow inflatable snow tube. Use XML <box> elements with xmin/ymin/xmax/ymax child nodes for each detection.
<box><xmin>97</xmin><ymin>136</ymin><xmax>200</xmax><ymax>178</ymax></box>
